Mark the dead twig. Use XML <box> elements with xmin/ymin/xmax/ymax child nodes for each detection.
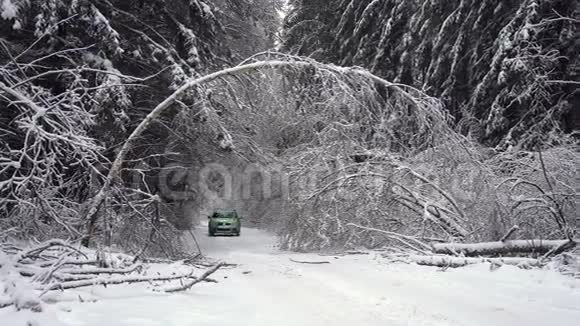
<box><xmin>164</xmin><ymin>263</ymin><xmax>224</xmax><ymax>293</ymax></box>
<box><xmin>500</xmin><ymin>225</ymin><xmax>519</xmax><ymax>242</ymax></box>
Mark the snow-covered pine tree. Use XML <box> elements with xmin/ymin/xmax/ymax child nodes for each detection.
<box><xmin>282</xmin><ymin>0</ymin><xmax>579</xmax><ymax>148</ymax></box>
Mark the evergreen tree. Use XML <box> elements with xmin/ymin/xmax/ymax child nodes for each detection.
<box><xmin>282</xmin><ymin>0</ymin><xmax>579</xmax><ymax>148</ymax></box>
<box><xmin>0</xmin><ymin>0</ymin><xmax>281</xmax><ymax>243</ymax></box>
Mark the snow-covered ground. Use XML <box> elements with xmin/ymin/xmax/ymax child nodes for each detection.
<box><xmin>2</xmin><ymin>225</ymin><xmax>579</xmax><ymax>326</ymax></box>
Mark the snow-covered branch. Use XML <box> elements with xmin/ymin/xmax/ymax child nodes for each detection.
<box><xmin>432</xmin><ymin>239</ymin><xmax>576</xmax><ymax>257</ymax></box>
<box><xmin>0</xmin><ymin>240</ymin><xmax>222</xmax><ymax>311</ymax></box>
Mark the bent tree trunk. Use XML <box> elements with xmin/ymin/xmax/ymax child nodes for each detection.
<box><xmin>432</xmin><ymin>239</ymin><xmax>577</xmax><ymax>256</ymax></box>
<box><xmin>81</xmin><ymin>58</ymin><xmax>420</xmax><ymax>246</ymax></box>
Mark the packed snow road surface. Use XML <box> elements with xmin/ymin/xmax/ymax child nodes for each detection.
<box><xmin>2</xmin><ymin>225</ymin><xmax>579</xmax><ymax>326</ymax></box>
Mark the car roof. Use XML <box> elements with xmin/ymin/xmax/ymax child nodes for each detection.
<box><xmin>215</xmin><ymin>208</ymin><xmax>237</xmax><ymax>213</ymax></box>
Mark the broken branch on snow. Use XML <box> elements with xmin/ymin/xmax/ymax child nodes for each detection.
<box><xmin>289</xmin><ymin>258</ymin><xmax>331</xmax><ymax>264</ymax></box>
<box><xmin>432</xmin><ymin>239</ymin><xmax>577</xmax><ymax>257</ymax></box>
<box><xmin>397</xmin><ymin>254</ymin><xmax>543</xmax><ymax>269</ymax></box>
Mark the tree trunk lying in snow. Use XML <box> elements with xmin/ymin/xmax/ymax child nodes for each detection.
<box><xmin>403</xmin><ymin>255</ymin><xmax>543</xmax><ymax>269</ymax></box>
<box><xmin>432</xmin><ymin>239</ymin><xmax>577</xmax><ymax>256</ymax></box>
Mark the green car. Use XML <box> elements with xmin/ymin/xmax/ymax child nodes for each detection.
<box><xmin>208</xmin><ymin>209</ymin><xmax>241</xmax><ymax>236</ymax></box>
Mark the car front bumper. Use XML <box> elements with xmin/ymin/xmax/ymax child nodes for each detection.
<box><xmin>215</xmin><ymin>227</ymin><xmax>237</xmax><ymax>233</ymax></box>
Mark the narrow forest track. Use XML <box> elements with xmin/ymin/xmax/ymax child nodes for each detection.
<box><xmin>3</xmin><ymin>225</ymin><xmax>579</xmax><ymax>326</ymax></box>
<box><xmin>179</xmin><ymin>225</ymin><xmax>580</xmax><ymax>326</ymax></box>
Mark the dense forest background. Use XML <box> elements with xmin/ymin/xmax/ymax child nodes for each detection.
<box><xmin>283</xmin><ymin>0</ymin><xmax>579</xmax><ymax>148</ymax></box>
<box><xmin>0</xmin><ymin>0</ymin><xmax>577</xmax><ymax>256</ymax></box>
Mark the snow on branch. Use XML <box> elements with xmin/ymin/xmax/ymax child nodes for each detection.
<box><xmin>0</xmin><ymin>240</ymin><xmax>223</xmax><ymax>311</ymax></box>
<box><xmin>397</xmin><ymin>254</ymin><xmax>543</xmax><ymax>269</ymax></box>
<box><xmin>432</xmin><ymin>239</ymin><xmax>577</xmax><ymax>257</ymax></box>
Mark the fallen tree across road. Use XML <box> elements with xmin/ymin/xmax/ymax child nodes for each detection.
<box><xmin>432</xmin><ymin>239</ymin><xmax>576</xmax><ymax>257</ymax></box>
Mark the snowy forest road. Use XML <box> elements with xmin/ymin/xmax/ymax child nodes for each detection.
<box><xmin>179</xmin><ymin>225</ymin><xmax>580</xmax><ymax>326</ymax></box>
<box><xmin>7</xmin><ymin>225</ymin><xmax>578</xmax><ymax>326</ymax></box>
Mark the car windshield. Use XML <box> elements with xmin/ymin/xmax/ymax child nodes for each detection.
<box><xmin>213</xmin><ymin>210</ymin><xmax>237</xmax><ymax>218</ymax></box>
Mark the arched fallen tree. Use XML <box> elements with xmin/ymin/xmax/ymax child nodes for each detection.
<box><xmin>82</xmin><ymin>53</ymin><xmax>455</xmax><ymax>246</ymax></box>
<box><xmin>79</xmin><ymin>53</ymin><xmax>576</xmax><ymax>259</ymax></box>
